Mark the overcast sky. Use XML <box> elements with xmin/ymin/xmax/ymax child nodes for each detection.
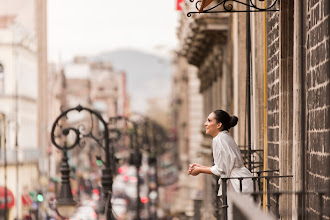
<box><xmin>48</xmin><ymin>0</ymin><xmax>180</xmax><ymax>63</ymax></box>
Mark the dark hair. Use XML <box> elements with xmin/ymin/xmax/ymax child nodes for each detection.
<box><xmin>213</xmin><ymin>110</ymin><xmax>238</xmax><ymax>131</ymax></box>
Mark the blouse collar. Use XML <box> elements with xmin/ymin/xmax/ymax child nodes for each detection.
<box><xmin>214</xmin><ymin>130</ymin><xmax>228</xmax><ymax>139</ymax></box>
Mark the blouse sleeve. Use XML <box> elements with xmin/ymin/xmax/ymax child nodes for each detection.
<box><xmin>210</xmin><ymin>136</ymin><xmax>236</xmax><ymax>178</ymax></box>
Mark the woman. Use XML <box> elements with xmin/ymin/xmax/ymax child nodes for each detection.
<box><xmin>188</xmin><ymin>110</ymin><xmax>254</xmax><ymax>218</ymax></box>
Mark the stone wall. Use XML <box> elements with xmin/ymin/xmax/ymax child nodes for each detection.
<box><xmin>267</xmin><ymin>9</ymin><xmax>280</xmax><ymax>195</ymax></box>
<box><xmin>305</xmin><ymin>0</ymin><xmax>330</xmax><ymax>218</ymax></box>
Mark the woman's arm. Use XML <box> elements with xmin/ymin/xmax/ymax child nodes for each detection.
<box><xmin>188</xmin><ymin>165</ymin><xmax>214</xmax><ymax>176</ymax></box>
<box><xmin>187</xmin><ymin>163</ymin><xmax>205</xmax><ymax>175</ymax></box>
<box><xmin>189</xmin><ymin>163</ymin><xmax>209</xmax><ymax>169</ymax></box>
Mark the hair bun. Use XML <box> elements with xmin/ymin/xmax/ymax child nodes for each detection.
<box><xmin>229</xmin><ymin>116</ymin><xmax>238</xmax><ymax>128</ymax></box>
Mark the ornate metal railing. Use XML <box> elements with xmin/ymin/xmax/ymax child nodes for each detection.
<box><xmin>251</xmin><ymin>169</ymin><xmax>279</xmax><ymax>193</ymax></box>
<box><xmin>218</xmin><ymin>174</ymin><xmax>330</xmax><ymax>220</ymax></box>
<box><xmin>187</xmin><ymin>0</ymin><xmax>280</xmax><ymax>17</ymax></box>
<box><xmin>220</xmin><ymin>174</ymin><xmax>293</xmax><ymax>220</ymax></box>
<box><xmin>240</xmin><ymin>148</ymin><xmax>263</xmax><ymax>171</ymax></box>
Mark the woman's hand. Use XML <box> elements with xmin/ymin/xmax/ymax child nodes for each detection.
<box><xmin>188</xmin><ymin>163</ymin><xmax>213</xmax><ymax>176</ymax></box>
<box><xmin>190</xmin><ymin>167</ymin><xmax>201</xmax><ymax>176</ymax></box>
<box><xmin>190</xmin><ymin>163</ymin><xmax>202</xmax><ymax>168</ymax></box>
<box><xmin>188</xmin><ymin>164</ymin><xmax>201</xmax><ymax>176</ymax></box>
<box><xmin>189</xmin><ymin>163</ymin><xmax>202</xmax><ymax>171</ymax></box>
<box><xmin>188</xmin><ymin>164</ymin><xmax>193</xmax><ymax>175</ymax></box>
<box><xmin>188</xmin><ymin>163</ymin><xmax>197</xmax><ymax>174</ymax></box>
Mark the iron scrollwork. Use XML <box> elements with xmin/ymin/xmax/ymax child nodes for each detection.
<box><xmin>51</xmin><ymin>104</ymin><xmax>109</xmax><ymax>152</ymax></box>
<box><xmin>187</xmin><ymin>0</ymin><xmax>279</xmax><ymax>17</ymax></box>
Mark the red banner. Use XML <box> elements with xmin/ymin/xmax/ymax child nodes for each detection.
<box><xmin>176</xmin><ymin>0</ymin><xmax>184</xmax><ymax>11</ymax></box>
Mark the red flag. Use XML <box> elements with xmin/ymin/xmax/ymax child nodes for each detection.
<box><xmin>176</xmin><ymin>0</ymin><xmax>184</xmax><ymax>11</ymax></box>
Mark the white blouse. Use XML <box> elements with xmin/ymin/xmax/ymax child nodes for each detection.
<box><xmin>210</xmin><ymin>131</ymin><xmax>254</xmax><ymax>196</ymax></box>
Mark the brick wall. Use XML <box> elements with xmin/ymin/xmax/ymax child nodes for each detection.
<box><xmin>267</xmin><ymin>10</ymin><xmax>280</xmax><ymax>194</ymax></box>
<box><xmin>305</xmin><ymin>0</ymin><xmax>330</xmax><ymax>218</ymax></box>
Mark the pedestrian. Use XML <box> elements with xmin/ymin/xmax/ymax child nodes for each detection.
<box><xmin>187</xmin><ymin>110</ymin><xmax>254</xmax><ymax>219</ymax></box>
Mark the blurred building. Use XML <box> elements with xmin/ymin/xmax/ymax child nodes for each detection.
<box><xmin>174</xmin><ymin>0</ymin><xmax>329</xmax><ymax>219</ymax></box>
<box><xmin>166</xmin><ymin>55</ymin><xmax>204</xmax><ymax>219</ymax></box>
<box><xmin>62</xmin><ymin>56</ymin><xmax>128</xmax><ymax>117</ymax></box>
<box><xmin>89</xmin><ymin>59</ymin><xmax>127</xmax><ymax>118</ymax></box>
<box><xmin>0</xmin><ymin>0</ymin><xmax>48</xmax><ymax>218</ymax></box>
<box><xmin>146</xmin><ymin>97</ymin><xmax>170</xmax><ymax>129</ymax></box>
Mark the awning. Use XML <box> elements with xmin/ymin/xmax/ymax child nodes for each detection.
<box><xmin>22</xmin><ymin>193</ymin><xmax>33</xmax><ymax>206</ymax></box>
<box><xmin>0</xmin><ymin>187</ymin><xmax>15</xmax><ymax>209</ymax></box>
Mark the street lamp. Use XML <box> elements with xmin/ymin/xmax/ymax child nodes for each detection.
<box><xmin>50</xmin><ymin>105</ymin><xmax>114</xmax><ymax>220</ymax></box>
<box><xmin>56</xmin><ymin>148</ymin><xmax>76</xmax><ymax>218</ymax></box>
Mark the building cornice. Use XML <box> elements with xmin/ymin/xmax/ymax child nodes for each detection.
<box><xmin>178</xmin><ymin>14</ymin><xmax>229</xmax><ymax>68</ymax></box>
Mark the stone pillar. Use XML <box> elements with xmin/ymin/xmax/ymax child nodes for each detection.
<box><xmin>279</xmin><ymin>0</ymin><xmax>294</xmax><ymax>218</ymax></box>
<box><xmin>292</xmin><ymin>0</ymin><xmax>306</xmax><ymax>219</ymax></box>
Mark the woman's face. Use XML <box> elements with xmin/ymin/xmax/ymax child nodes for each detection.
<box><xmin>204</xmin><ymin>112</ymin><xmax>222</xmax><ymax>137</ymax></box>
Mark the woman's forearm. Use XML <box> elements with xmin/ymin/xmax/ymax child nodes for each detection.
<box><xmin>188</xmin><ymin>164</ymin><xmax>215</xmax><ymax>176</ymax></box>
<box><xmin>197</xmin><ymin>166</ymin><xmax>213</xmax><ymax>175</ymax></box>
<box><xmin>191</xmin><ymin>163</ymin><xmax>209</xmax><ymax>169</ymax></box>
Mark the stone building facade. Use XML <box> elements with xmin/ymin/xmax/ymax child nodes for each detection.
<box><xmin>0</xmin><ymin>11</ymin><xmax>46</xmax><ymax>219</ymax></box>
<box><xmin>167</xmin><ymin>55</ymin><xmax>204</xmax><ymax>219</ymax></box>
<box><xmin>266</xmin><ymin>0</ymin><xmax>329</xmax><ymax>218</ymax></box>
<box><xmin>174</xmin><ymin>0</ymin><xmax>329</xmax><ymax>219</ymax></box>
<box><xmin>62</xmin><ymin>57</ymin><xmax>128</xmax><ymax>118</ymax></box>
<box><xmin>304</xmin><ymin>0</ymin><xmax>330</xmax><ymax>218</ymax></box>
<box><xmin>0</xmin><ymin>0</ymin><xmax>48</xmax><ymax>218</ymax></box>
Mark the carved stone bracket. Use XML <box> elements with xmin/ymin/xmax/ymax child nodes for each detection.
<box><xmin>180</xmin><ymin>14</ymin><xmax>229</xmax><ymax>68</ymax></box>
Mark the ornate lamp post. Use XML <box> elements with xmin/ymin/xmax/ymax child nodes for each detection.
<box><xmin>55</xmin><ymin>146</ymin><xmax>77</xmax><ymax>218</ymax></box>
<box><xmin>50</xmin><ymin>105</ymin><xmax>113</xmax><ymax>220</ymax></box>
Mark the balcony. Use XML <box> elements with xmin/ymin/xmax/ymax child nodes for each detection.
<box><xmin>216</xmin><ymin>175</ymin><xmax>329</xmax><ymax>220</ymax></box>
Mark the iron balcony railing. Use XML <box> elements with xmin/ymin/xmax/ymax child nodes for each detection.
<box><xmin>220</xmin><ymin>174</ymin><xmax>293</xmax><ymax>220</ymax></box>
<box><xmin>240</xmin><ymin>147</ymin><xmax>264</xmax><ymax>172</ymax></box>
<box><xmin>217</xmin><ymin>175</ymin><xmax>329</xmax><ymax>220</ymax></box>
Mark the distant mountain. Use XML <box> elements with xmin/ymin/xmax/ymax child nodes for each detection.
<box><xmin>91</xmin><ymin>49</ymin><xmax>172</xmax><ymax>113</ymax></box>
